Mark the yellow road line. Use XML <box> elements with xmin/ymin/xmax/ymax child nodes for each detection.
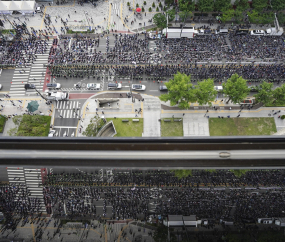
<box><xmin>118</xmin><ymin>224</ymin><xmax>128</xmax><ymax>242</ymax></box>
<box><xmin>105</xmin><ymin>225</ymin><xmax>107</xmax><ymax>242</ymax></box>
<box><xmin>108</xmin><ymin>3</ymin><xmax>112</xmax><ymax>29</ymax></box>
<box><xmin>40</xmin><ymin>6</ymin><xmax>47</xmax><ymax>30</ymax></box>
<box><xmin>31</xmin><ymin>223</ymin><xmax>36</xmax><ymax>242</ymax></box>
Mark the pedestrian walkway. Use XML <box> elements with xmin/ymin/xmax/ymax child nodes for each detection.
<box><xmin>24</xmin><ymin>168</ymin><xmax>46</xmax><ymax>212</ymax></box>
<box><xmin>55</xmin><ymin>100</ymin><xmax>81</xmax><ymax>119</ymax></box>
<box><xmin>183</xmin><ymin>115</ymin><xmax>210</xmax><ymax>136</ymax></box>
<box><xmin>142</xmin><ymin>95</ymin><xmax>161</xmax><ymax>137</ymax></box>
<box><xmin>9</xmin><ymin>39</ymin><xmax>53</xmax><ymax>97</ymax></box>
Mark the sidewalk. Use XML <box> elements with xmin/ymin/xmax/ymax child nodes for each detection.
<box><xmin>0</xmin><ymin>97</ymin><xmax>53</xmax><ymax>137</ymax></box>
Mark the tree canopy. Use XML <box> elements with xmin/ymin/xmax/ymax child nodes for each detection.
<box><xmin>271</xmin><ymin>0</ymin><xmax>285</xmax><ymax>11</ymax></box>
<box><xmin>153</xmin><ymin>13</ymin><xmax>167</xmax><ymax>30</ymax></box>
<box><xmin>198</xmin><ymin>0</ymin><xmax>214</xmax><ymax>12</ymax></box>
<box><xmin>179</xmin><ymin>10</ymin><xmax>193</xmax><ymax>23</ymax></box>
<box><xmin>214</xmin><ymin>0</ymin><xmax>231</xmax><ymax>12</ymax></box>
<box><xmin>194</xmin><ymin>79</ymin><xmax>217</xmax><ymax>106</ymax></box>
<box><xmin>178</xmin><ymin>0</ymin><xmax>195</xmax><ymax>12</ymax></box>
<box><xmin>222</xmin><ymin>74</ymin><xmax>249</xmax><ymax>104</ymax></box>
<box><xmin>82</xmin><ymin>116</ymin><xmax>104</xmax><ymax>137</ymax></box>
<box><xmin>272</xmin><ymin>84</ymin><xmax>285</xmax><ymax>105</ymax></box>
<box><xmin>254</xmin><ymin>81</ymin><xmax>274</xmax><ymax>106</ymax></box>
<box><xmin>235</xmin><ymin>0</ymin><xmax>249</xmax><ymax>12</ymax></box>
<box><xmin>252</xmin><ymin>0</ymin><xmax>268</xmax><ymax>12</ymax></box>
<box><xmin>166</xmin><ymin>9</ymin><xmax>176</xmax><ymax>22</ymax></box>
<box><xmin>159</xmin><ymin>72</ymin><xmax>196</xmax><ymax>109</ymax></box>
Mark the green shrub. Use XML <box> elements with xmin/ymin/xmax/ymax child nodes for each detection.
<box><xmin>144</xmin><ymin>1</ymin><xmax>146</xmax><ymax>5</ymax></box>
<box><xmin>152</xmin><ymin>2</ymin><xmax>155</xmax><ymax>7</ymax></box>
<box><xmin>163</xmin><ymin>6</ymin><xmax>167</xmax><ymax>11</ymax></box>
<box><xmin>281</xmin><ymin>115</ymin><xmax>285</xmax><ymax>120</ymax></box>
<box><xmin>136</xmin><ymin>3</ymin><xmax>139</xmax><ymax>7</ymax></box>
<box><xmin>159</xmin><ymin>2</ymin><xmax>162</xmax><ymax>7</ymax></box>
<box><xmin>127</xmin><ymin>2</ymin><xmax>130</xmax><ymax>6</ymax></box>
<box><xmin>142</xmin><ymin>6</ymin><xmax>145</xmax><ymax>12</ymax></box>
<box><xmin>149</xmin><ymin>7</ymin><xmax>152</xmax><ymax>12</ymax></box>
<box><xmin>156</xmin><ymin>6</ymin><xmax>159</xmax><ymax>11</ymax></box>
<box><xmin>0</xmin><ymin>115</ymin><xmax>7</xmax><ymax>133</ymax></box>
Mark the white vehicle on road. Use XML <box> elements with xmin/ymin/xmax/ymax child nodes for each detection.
<box><xmin>87</xmin><ymin>83</ymin><xmax>100</xmax><ymax>90</ymax></box>
<box><xmin>250</xmin><ymin>30</ymin><xmax>265</xmax><ymax>36</ymax></box>
<box><xmin>48</xmin><ymin>130</ymin><xmax>56</xmax><ymax>137</ymax></box>
<box><xmin>132</xmin><ymin>84</ymin><xmax>146</xmax><ymax>91</ymax></box>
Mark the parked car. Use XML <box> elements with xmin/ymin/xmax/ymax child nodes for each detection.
<box><xmin>159</xmin><ymin>85</ymin><xmax>168</xmax><ymax>91</ymax></box>
<box><xmin>24</xmin><ymin>83</ymin><xmax>35</xmax><ymax>90</ymax></box>
<box><xmin>108</xmin><ymin>83</ymin><xmax>122</xmax><ymax>90</ymax></box>
<box><xmin>235</xmin><ymin>29</ymin><xmax>249</xmax><ymax>35</ymax></box>
<box><xmin>47</xmin><ymin>83</ymin><xmax>61</xmax><ymax>89</ymax></box>
<box><xmin>250</xmin><ymin>30</ymin><xmax>265</xmax><ymax>36</ymax></box>
<box><xmin>48</xmin><ymin>130</ymin><xmax>56</xmax><ymax>137</ymax></box>
<box><xmin>132</xmin><ymin>84</ymin><xmax>146</xmax><ymax>91</ymax></box>
<box><xmin>87</xmin><ymin>83</ymin><xmax>100</xmax><ymax>90</ymax></box>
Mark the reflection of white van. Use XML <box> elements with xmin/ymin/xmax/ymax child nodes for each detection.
<box><xmin>214</xmin><ymin>86</ymin><xmax>223</xmax><ymax>92</ymax></box>
<box><xmin>258</xmin><ymin>218</ymin><xmax>273</xmax><ymax>224</ymax></box>
<box><xmin>215</xmin><ymin>29</ymin><xmax>228</xmax><ymax>35</ymax></box>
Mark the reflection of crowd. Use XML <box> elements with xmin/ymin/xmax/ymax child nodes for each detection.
<box><xmin>0</xmin><ymin>169</ymin><xmax>285</xmax><ymax>238</ymax></box>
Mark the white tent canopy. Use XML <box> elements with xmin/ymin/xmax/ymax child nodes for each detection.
<box><xmin>0</xmin><ymin>1</ymin><xmax>35</xmax><ymax>14</ymax></box>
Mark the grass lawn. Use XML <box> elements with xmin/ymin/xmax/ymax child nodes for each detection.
<box><xmin>209</xmin><ymin>117</ymin><xmax>277</xmax><ymax>136</ymax></box>
<box><xmin>161</xmin><ymin>118</ymin><xmax>183</xmax><ymax>137</ymax></box>
<box><xmin>106</xmin><ymin>118</ymin><xmax>143</xmax><ymax>137</ymax></box>
<box><xmin>0</xmin><ymin>115</ymin><xmax>7</xmax><ymax>133</ymax></box>
<box><xmin>17</xmin><ymin>115</ymin><xmax>51</xmax><ymax>136</ymax></box>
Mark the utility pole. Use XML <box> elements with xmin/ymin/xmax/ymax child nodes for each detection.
<box><xmin>34</xmin><ymin>88</ymin><xmax>48</xmax><ymax>101</ymax></box>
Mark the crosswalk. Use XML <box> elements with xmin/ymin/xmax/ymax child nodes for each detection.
<box><xmin>55</xmin><ymin>100</ymin><xmax>81</xmax><ymax>118</ymax></box>
<box><xmin>7</xmin><ymin>167</ymin><xmax>46</xmax><ymax>212</ymax></box>
<box><xmin>9</xmin><ymin>39</ymin><xmax>53</xmax><ymax>97</ymax></box>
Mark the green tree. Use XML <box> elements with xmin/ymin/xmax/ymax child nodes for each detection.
<box><xmin>254</xmin><ymin>81</ymin><xmax>274</xmax><ymax>106</ymax></box>
<box><xmin>272</xmin><ymin>0</ymin><xmax>285</xmax><ymax>11</ymax></box>
<box><xmin>159</xmin><ymin>2</ymin><xmax>162</xmax><ymax>8</ymax></box>
<box><xmin>136</xmin><ymin>3</ymin><xmax>139</xmax><ymax>7</ymax></box>
<box><xmin>153</xmin><ymin>13</ymin><xmax>167</xmax><ymax>30</ymax></box>
<box><xmin>156</xmin><ymin>6</ymin><xmax>159</xmax><ymax>11</ymax></box>
<box><xmin>222</xmin><ymin>74</ymin><xmax>249</xmax><ymax>104</ymax></box>
<box><xmin>149</xmin><ymin>7</ymin><xmax>152</xmax><ymax>12</ymax></box>
<box><xmin>214</xmin><ymin>0</ymin><xmax>231</xmax><ymax>12</ymax></box>
<box><xmin>195</xmin><ymin>79</ymin><xmax>217</xmax><ymax>106</ymax></box>
<box><xmin>143</xmin><ymin>1</ymin><xmax>146</xmax><ymax>5</ymax></box>
<box><xmin>172</xmin><ymin>169</ymin><xmax>193</xmax><ymax>179</ymax></box>
<box><xmin>153</xmin><ymin>225</ymin><xmax>177</xmax><ymax>242</ymax></box>
<box><xmin>221</xmin><ymin>9</ymin><xmax>234</xmax><ymax>23</ymax></box>
<box><xmin>247</xmin><ymin>10</ymin><xmax>262</xmax><ymax>24</ymax></box>
<box><xmin>166</xmin><ymin>9</ymin><xmax>176</xmax><ymax>22</ymax></box>
<box><xmin>8</xmin><ymin>127</ymin><xmax>18</xmax><ymax>136</ymax></box>
<box><xmin>82</xmin><ymin>116</ymin><xmax>104</xmax><ymax>137</ymax></box>
<box><xmin>230</xmin><ymin>169</ymin><xmax>250</xmax><ymax>178</ymax></box>
<box><xmin>152</xmin><ymin>2</ymin><xmax>155</xmax><ymax>7</ymax></box>
<box><xmin>235</xmin><ymin>0</ymin><xmax>249</xmax><ymax>11</ymax></box>
<box><xmin>142</xmin><ymin>6</ymin><xmax>145</xmax><ymax>12</ymax></box>
<box><xmin>197</xmin><ymin>0</ymin><xmax>214</xmax><ymax>12</ymax></box>
<box><xmin>252</xmin><ymin>0</ymin><xmax>268</xmax><ymax>12</ymax></box>
<box><xmin>272</xmin><ymin>84</ymin><xmax>285</xmax><ymax>105</ymax></box>
<box><xmin>179</xmin><ymin>10</ymin><xmax>193</xmax><ymax>23</ymax></box>
<box><xmin>159</xmin><ymin>72</ymin><xmax>196</xmax><ymax>109</ymax></box>
<box><xmin>178</xmin><ymin>0</ymin><xmax>195</xmax><ymax>12</ymax></box>
<box><xmin>277</xmin><ymin>13</ymin><xmax>285</xmax><ymax>26</ymax></box>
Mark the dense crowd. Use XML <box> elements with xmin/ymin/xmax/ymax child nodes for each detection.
<box><xmin>47</xmin><ymin>63</ymin><xmax>285</xmax><ymax>83</ymax></box>
<box><xmin>0</xmin><ymin>169</ymin><xmax>285</xmax><ymax>240</ymax></box>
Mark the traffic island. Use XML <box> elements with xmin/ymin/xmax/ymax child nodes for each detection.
<box><xmin>209</xmin><ymin>117</ymin><xmax>277</xmax><ymax>136</ymax></box>
<box><xmin>160</xmin><ymin>118</ymin><xmax>183</xmax><ymax>137</ymax></box>
<box><xmin>106</xmin><ymin>118</ymin><xmax>143</xmax><ymax>137</ymax></box>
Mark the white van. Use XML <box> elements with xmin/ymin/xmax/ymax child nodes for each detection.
<box><xmin>215</xmin><ymin>29</ymin><xmax>228</xmax><ymax>35</ymax></box>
